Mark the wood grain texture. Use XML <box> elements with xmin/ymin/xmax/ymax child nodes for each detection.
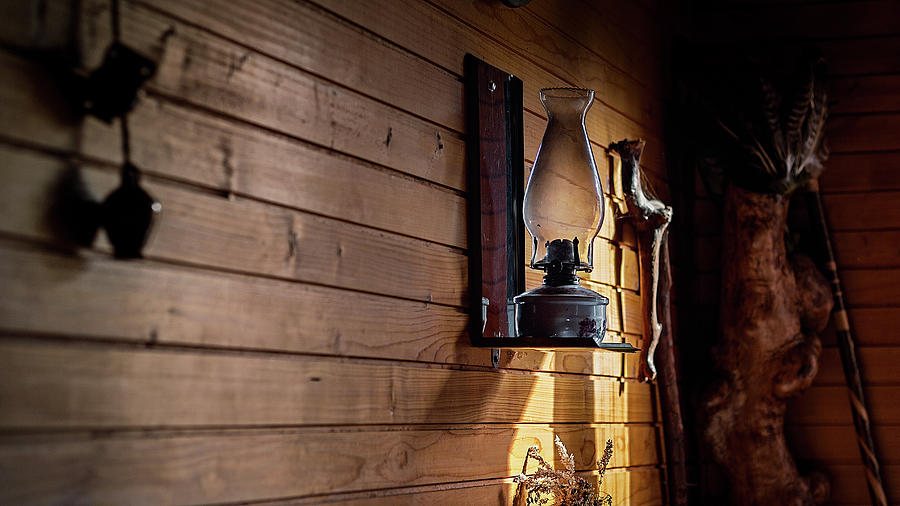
<box><xmin>831</xmin><ymin>231</ymin><xmax>900</xmax><ymax>269</ymax></box>
<box><xmin>0</xmin><ymin>144</ymin><xmax>468</xmax><ymax>305</ymax></box>
<box><xmin>816</xmin><ymin>347</ymin><xmax>900</xmax><ymax>386</ymax></box>
<box><xmin>0</xmin><ymin>47</ymin><xmax>466</xmax><ymax>201</ymax></box>
<box><xmin>0</xmin><ymin>52</ymin><xmax>644</xmax><ymax>249</ymax></box>
<box><xmin>830</xmin><ymin>75</ymin><xmax>900</xmax><ymax>115</ymax></box>
<box><xmin>527</xmin><ymin>0</ymin><xmax>663</xmax><ymax>74</ymax></box>
<box><xmin>78</xmin><ymin>1</ymin><xmax>467</xmax><ymax>193</ymax></box>
<box><xmin>0</xmin><ymin>0</ymin><xmax>670</xmax><ymax>503</ymax></box>
<box><xmin>0</xmin><ymin>142</ymin><xmax>647</xmax><ymax>328</ymax></box>
<box><xmin>427</xmin><ymin>0</ymin><xmax>662</xmax><ymax>105</ymax></box>
<box><xmin>697</xmin><ymin>1</ymin><xmax>900</xmax><ymax>41</ymax></box>
<box><xmin>0</xmin><ymin>340</ymin><xmax>655</xmax><ymax>429</ymax></box>
<box><xmin>695</xmin><ymin>230</ymin><xmax>900</xmax><ymax>271</ymax></box>
<box><xmin>821</xmin><ymin>36</ymin><xmax>900</xmax><ymax>76</ymax></box>
<box><xmin>139</xmin><ymin>0</ymin><xmax>465</xmax><ymax>132</ymax></box>
<box><xmin>822</xmin><ymin>192</ymin><xmax>900</xmax><ymax>232</ymax></box>
<box><xmin>840</xmin><ymin>269</ymin><xmax>900</xmax><ymax>307</ymax></box>
<box><xmin>702</xmin><ymin>187</ymin><xmax>831</xmax><ymax>504</ymax></box>
<box><xmin>685</xmin><ymin>1</ymin><xmax>900</xmax><ymax>503</ymax></box>
<box><xmin>0</xmin><ymin>240</ymin><xmax>645</xmax><ymax>377</ymax></box>
<box><xmin>0</xmin><ymin>0</ymin><xmax>77</xmax><ymax>51</ymax></box>
<box><xmin>821</xmin><ymin>152</ymin><xmax>900</xmax><ymax>193</ymax></box>
<box><xmin>788</xmin><ymin>385</ymin><xmax>900</xmax><ymax>425</ymax></box>
<box><xmin>310</xmin><ymin>0</ymin><xmax>668</xmax><ymax>176</ymax></box>
<box><xmin>265</xmin><ymin>466</ymin><xmax>664</xmax><ymax>506</ymax></box>
<box><xmin>819</xmin><ymin>308</ymin><xmax>900</xmax><ymax>347</ymax></box>
<box><xmin>828</xmin><ymin>114</ymin><xmax>900</xmax><ymax>154</ymax></box>
<box><xmin>0</xmin><ymin>424</ymin><xmax>658</xmax><ymax>505</ymax></box>
<box><xmin>788</xmin><ymin>424</ymin><xmax>900</xmax><ymax>464</ymax></box>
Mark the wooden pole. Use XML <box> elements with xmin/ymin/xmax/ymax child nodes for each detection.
<box><xmin>802</xmin><ymin>180</ymin><xmax>888</xmax><ymax>506</ymax></box>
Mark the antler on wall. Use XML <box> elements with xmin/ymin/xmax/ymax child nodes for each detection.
<box><xmin>610</xmin><ymin>139</ymin><xmax>687</xmax><ymax>506</ymax></box>
<box><xmin>611</xmin><ymin>139</ymin><xmax>672</xmax><ymax>382</ymax></box>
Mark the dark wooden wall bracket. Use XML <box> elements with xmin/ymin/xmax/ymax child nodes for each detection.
<box><xmin>464</xmin><ymin>54</ymin><xmax>637</xmax><ymax>352</ymax></box>
<box><xmin>464</xmin><ymin>54</ymin><xmax>525</xmax><ymax>342</ymax></box>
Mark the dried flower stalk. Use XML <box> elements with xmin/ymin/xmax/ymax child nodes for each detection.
<box><xmin>513</xmin><ymin>436</ymin><xmax>614</xmax><ymax>506</ymax></box>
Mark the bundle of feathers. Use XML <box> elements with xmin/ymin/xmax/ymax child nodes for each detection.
<box><xmin>512</xmin><ymin>436</ymin><xmax>614</xmax><ymax>506</ymax></box>
<box><xmin>696</xmin><ymin>51</ymin><xmax>829</xmax><ymax>195</ymax></box>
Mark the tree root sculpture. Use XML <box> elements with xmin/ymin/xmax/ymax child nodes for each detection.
<box><xmin>703</xmin><ymin>186</ymin><xmax>832</xmax><ymax>505</ymax></box>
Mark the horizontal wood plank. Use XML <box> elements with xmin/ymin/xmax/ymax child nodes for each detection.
<box><xmin>832</xmin><ymin>230</ymin><xmax>900</xmax><ymax>269</ymax></box>
<box><xmin>788</xmin><ymin>385</ymin><xmax>900</xmax><ymax>425</ymax></box>
<box><xmin>819</xmin><ymin>307</ymin><xmax>900</xmax><ymax>347</ymax></box>
<box><xmin>0</xmin><ymin>0</ymin><xmax>77</xmax><ymax>51</ymax></box>
<box><xmin>272</xmin><ymin>466</ymin><xmax>663</xmax><ymax>505</ymax></box>
<box><xmin>427</xmin><ymin>0</ymin><xmax>662</xmax><ymax>100</ymax></box>
<box><xmin>816</xmin><ymin>347</ymin><xmax>900</xmax><ymax>386</ymax></box>
<box><xmin>822</xmin><ymin>36</ymin><xmax>900</xmax><ymax>76</ymax></box>
<box><xmin>0</xmin><ymin>144</ymin><xmax>468</xmax><ymax>305</ymax></box>
<box><xmin>821</xmin><ymin>152</ymin><xmax>900</xmax><ymax>193</ymax></box>
<box><xmin>2</xmin><ymin>0</ymin><xmax>668</xmax><ymax>504</ymax></box>
<box><xmin>0</xmin><ymin>51</ymin><xmax>640</xmax><ymax>249</ymax></box>
<box><xmin>697</xmin><ymin>1</ymin><xmax>900</xmax><ymax>41</ymax></box>
<box><xmin>831</xmin><ymin>75</ymin><xmax>900</xmax><ymax>115</ymax></box>
<box><xmin>0</xmin><ymin>48</ymin><xmax>468</xmax><ymax>220</ymax></box>
<box><xmin>828</xmin><ymin>113</ymin><xmax>900</xmax><ymax>154</ymax></box>
<box><xmin>0</xmin><ymin>142</ymin><xmax>646</xmax><ymax>335</ymax></box>
<box><xmin>310</xmin><ymin>0</ymin><xmax>668</xmax><ymax>176</ymax></box>
<box><xmin>694</xmin><ymin>230</ymin><xmax>900</xmax><ymax>271</ymax></box>
<box><xmin>0</xmin><ymin>424</ymin><xmax>658</xmax><ymax>504</ymax></box>
<box><xmin>840</xmin><ymin>268</ymin><xmax>900</xmax><ymax>307</ymax></box>
<box><xmin>822</xmin><ymin>191</ymin><xmax>900</xmax><ymax>232</ymax></box>
<box><xmin>0</xmin><ymin>340</ymin><xmax>655</xmax><ymax>428</ymax></box>
<box><xmin>528</xmin><ymin>0</ymin><xmax>664</xmax><ymax>80</ymax></box>
<box><xmin>0</xmin><ymin>240</ymin><xmax>646</xmax><ymax>377</ymax></box>
<box><xmin>787</xmin><ymin>424</ymin><xmax>900</xmax><ymax>465</ymax></box>
<box><xmin>138</xmin><ymin>0</ymin><xmax>465</xmax><ymax>132</ymax></box>
<box><xmin>78</xmin><ymin>1</ymin><xmax>468</xmax><ymax>193</ymax></box>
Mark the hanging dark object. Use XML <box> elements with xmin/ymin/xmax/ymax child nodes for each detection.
<box><xmin>97</xmin><ymin>0</ymin><xmax>160</xmax><ymax>258</ymax></box>
<box><xmin>77</xmin><ymin>42</ymin><xmax>155</xmax><ymax>123</ymax></box>
<box><xmin>46</xmin><ymin>0</ymin><xmax>161</xmax><ymax>258</ymax></box>
<box><xmin>801</xmin><ymin>182</ymin><xmax>888</xmax><ymax>506</ymax></box>
<box><xmin>102</xmin><ymin>162</ymin><xmax>160</xmax><ymax>258</ymax></box>
<box><xmin>47</xmin><ymin>165</ymin><xmax>103</xmax><ymax>249</ymax></box>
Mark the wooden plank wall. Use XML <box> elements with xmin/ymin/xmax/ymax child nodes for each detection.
<box><xmin>0</xmin><ymin>0</ymin><xmax>671</xmax><ymax>503</ymax></box>
<box><xmin>690</xmin><ymin>1</ymin><xmax>900</xmax><ymax>504</ymax></box>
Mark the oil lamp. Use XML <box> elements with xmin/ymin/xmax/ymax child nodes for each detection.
<box><xmin>464</xmin><ymin>55</ymin><xmax>635</xmax><ymax>351</ymax></box>
<box><xmin>514</xmin><ymin>88</ymin><xmax>609</xmax><ymax>342</ymax></box>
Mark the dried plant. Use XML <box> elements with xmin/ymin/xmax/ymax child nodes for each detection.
<box><xmin>513</xmin><ymin>436</ymin><xmax>613</xmax><ymax>506</ymax></box>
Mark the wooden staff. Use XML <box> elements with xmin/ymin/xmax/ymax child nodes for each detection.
<box><xmin>802</xmin><ymin>180</ymin><xmax>887</xmax><ymax>506</ymax></box>
<box><xmin>611</xmin><ymin>139</ymin><xmax>688</xmax><ymax>506</ymax></box>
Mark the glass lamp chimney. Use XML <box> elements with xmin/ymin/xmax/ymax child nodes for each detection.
<box><xmin>523</xmin><ymin>88</ymin><xmax>605</xmax><ymax>283</ymax></box>
<box><xmin>513</xmin><ymin>87</ymin><xmax>609</xmax><ymax>342</ymax></box>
